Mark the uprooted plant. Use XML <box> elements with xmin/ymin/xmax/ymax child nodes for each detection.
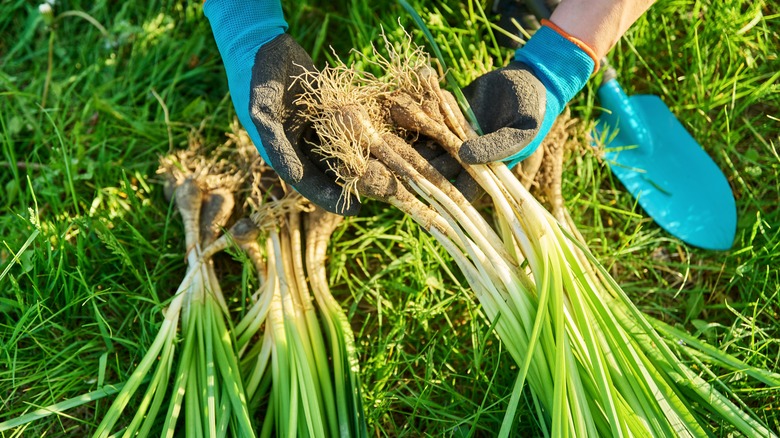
<box><xmin>17</xmin><ymin>128</ymin><xmax>369</xmax><ymax>437</ymax></box>
<box><xmin>295</xmin><ymin>33</ymin><xmax>780</xmax><ymax>437</ymax></box>
<box><xmin>231</xmin><ymin>193</ymin><xmax>366</xmax><ymax>437</ymax></box>
<box><xmin>89</xmin><ymin>144</ymin><xmax>255</xmax><ymax>438</ymax></box>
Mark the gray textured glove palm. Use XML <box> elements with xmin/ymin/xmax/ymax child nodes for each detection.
<box><xmin>423</xmin><ymin>62</ymin><xmax>548</xmax><ymax>201</ymax></box>
<box><xmin>461</xmin><ymin>62</ymin><xmax>547</xmax><ymax>164</ymax></box>
<box><xmin>249</xmin><ymin>34</ymin><xmax>360</xmax><ymax>215</ymax></box>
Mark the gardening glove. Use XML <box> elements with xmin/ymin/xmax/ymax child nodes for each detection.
<box><xmin>413</xmin><ymin>141</ymin><xmax>486</xmax><ymax>202</ymax></box>
<box><xmin>204</xmin><ymin>0</ymin><xmax>360</xmax><ymax>216</ymax></box>
<box><xmin>459</xmin><ymin>20</ymin><xmax>597</xmax><ymax>169</ymax></box>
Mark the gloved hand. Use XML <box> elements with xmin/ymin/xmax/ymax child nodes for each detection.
<box><xmin>204</xmin><ymin>0</ymin><xmax>359</xmax><ymax>215</ymax></box>
<box><xmin>459</xmin><ymin>20</ymin><xmax>597</xmax><ymax>169</ymax></box>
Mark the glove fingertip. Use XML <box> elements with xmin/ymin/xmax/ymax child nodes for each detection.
<box><xmin>459</xmin><ymin>130</ymin><xmax>532</xmax><ymax>164</ymax></box>
<box><xmin>460</xmin><ymin>136</ymin><xmax>504</xmax><ymax>165</ymax></box>
<box><xmin>458</xmin><ymin>138</ymin><xmax>482</xmax><ymax>165</ymax></box>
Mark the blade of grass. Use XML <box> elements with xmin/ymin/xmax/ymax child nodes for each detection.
<box><xmin>0</xmin><ymin>382</ymin><xmax>126</xmax><ymax>432</ymax></box>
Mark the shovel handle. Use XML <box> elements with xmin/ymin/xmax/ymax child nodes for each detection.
<box><xmin>597</xmin><ymin>74</ymin><xmax>653</xmax><ymax>153</ymax></box>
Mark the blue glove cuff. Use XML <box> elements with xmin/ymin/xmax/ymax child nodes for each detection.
<box><xmin>515</xmin><ymin>25</ymin><xmax>594</xmax><ymax>114</ymax></box>
<box><xmin>504</xmin><ymin>25</ymin><xmax>594</xmax><ymax>168</ymax></box>
<box><xmin>204</xmin><ymin>0</ymin><xmax>287</xmax><ymax>162</ymax></box>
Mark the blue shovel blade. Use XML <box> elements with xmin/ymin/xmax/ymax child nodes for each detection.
<box><xmin>594</xmin><ymin>93</ymin><xmax>737</xmax><ymax>250</ymax></box>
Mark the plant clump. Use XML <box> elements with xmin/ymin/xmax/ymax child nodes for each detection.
<box><xmin>87</xmin><ymin>139</ymin><xmax>257</xmax><ymax>438</ymax></box>
<box><xmin>0</xmin><ymin>125</ymin><xmax>370</xmax><ymax>437</ymax></box>
<box><xmin>295</xmin><ymin>33</ymin><xmax>780</xmax><ymax>438</ymax></box>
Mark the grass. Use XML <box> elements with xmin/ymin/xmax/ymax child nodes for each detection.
<box><xmin>1</xmin><ymin>0</ymin><xmax>778</xmax><ymax>435</ymax></box>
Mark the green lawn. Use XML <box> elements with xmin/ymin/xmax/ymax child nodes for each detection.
<box><xmin>1</xmin><ymin>0</ymin><xmax>778</xmax><ymax>436</ymax></box>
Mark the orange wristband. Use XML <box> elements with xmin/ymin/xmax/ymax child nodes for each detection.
<box><xmin>541</xmin><ymin>19</ymin><xmax>600</xmax><ymax>73</ymax></box>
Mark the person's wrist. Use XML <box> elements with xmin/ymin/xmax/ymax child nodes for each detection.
<box><xmin>540</xmin><ymin>19</ymin><xmax>600</xmax><ymax>71</ymax></box>
<box><xmin>204</xmin><ymin>0</ymin><xmax>288</xmax><ymax>164</ymax></box>
<box><xmin>204</xmin><ymin>0</ymin><xmax>287</xmax><ymax>71</ymax></box>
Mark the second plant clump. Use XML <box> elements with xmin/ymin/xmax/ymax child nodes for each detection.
<box><xmin>295</xmin><ymin>34</ymin><xmax>780</xmax><ymax>437</ymax></box>
<box><xmin>80</xmin><ymin>129</ymin><xmax>367</xmax><ymax>437</ymax></box>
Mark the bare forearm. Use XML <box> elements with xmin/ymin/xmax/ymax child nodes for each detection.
<box><xmin>550</xmin><ymin>0</ymin><xmax>655</xmax><ymax>59</ymax></box>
